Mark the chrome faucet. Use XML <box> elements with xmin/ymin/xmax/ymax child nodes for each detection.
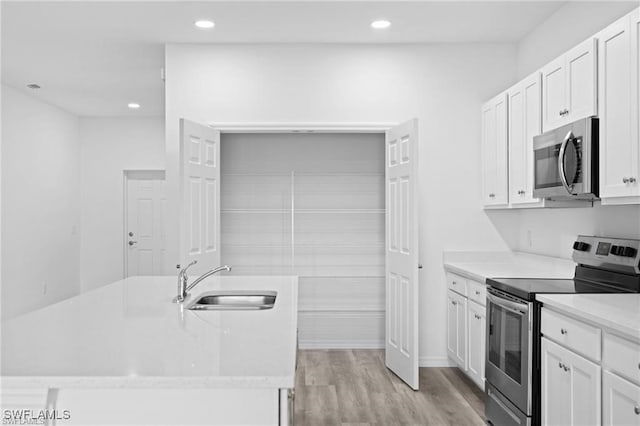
<box><xmin>173</xmin><ymin>260</ymin><xmax>232</xmax><ymax>303</ymax></box>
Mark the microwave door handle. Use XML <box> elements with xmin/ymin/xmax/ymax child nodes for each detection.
<box><xmin>558</xmin><ymin>131</ymin><xmax>573</xmax><ymax>194</ymax></box>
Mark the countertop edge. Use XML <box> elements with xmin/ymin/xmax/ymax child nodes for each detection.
<box><xmin>0</xmin><ymin>375</ymin><xmax>296</xmax><ymax>390</ymax></box>
<box><xmin>536</xmin><ymin>294</ymin><xmax>640</xmax><ymax>342</ymax></box>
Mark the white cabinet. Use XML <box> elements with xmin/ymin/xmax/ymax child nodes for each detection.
<box><xmin>602</xmin><ymin>332</ymin><xmax>640</xmax><ymax>426</ymax></box>
<box><xmin>445</xmin><ymin>272</ymin><xmax>486</xmax><ymax>390</ymax></box>
<box><xmin>600</xmin><ymin>9</ymin><xmax>640</xmax><ymax>202</ymax></box>
<box><xmin>542</xmin><ymin>38</ymin><xmax>598</xmax><ymax>132</ymax></box>
<box><xmin>541</xmin><ymin>337</ymin><xmax>601</xmax><ymax>426</ymax></box>
<box><xmin>467</xmin><ymin>300</ymin><xmax>486</xmax><ymax>389</ymax></box>
<box><xmin>446</xmin><ymin>289</ymin><xmax>467</xmax><ymax>370</ymax></box>
<box><xmin>603</xmin><ymin>371</ymin><xmax>640</xmax><ymax>426</ymax></box>
<box><xmin>481</xmin><ymin>93</ymin><xmax>509</xmax><ymax>207</ymax></box>
<box><xmin>508</xmin><ymin>72</ymin><xmax>543</xmax><ymax>207</ymax></box>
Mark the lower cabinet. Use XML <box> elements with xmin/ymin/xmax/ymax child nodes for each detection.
<box><xmin>602</xmin><ymin>371</ymin><xmax>640</xmax><ymax>426</ymax></box>
<box><xmin>447</xmin><ymin>290</ymin><xmax>467</xmax><ymax>369</ymax></box>
<box><xmin>467</xmin><ymin>300</ymin><xmax>486</xmax><ymax>389</ymax></box>
<box><xmin>445</xmin><ymin>272</ymin><xmax>487</xmax><ymax>390</ymax></box>
<box><xmin>541</xmin><ymin>337</ymin><xmax>601</xmax><ymax>425</ymax></box>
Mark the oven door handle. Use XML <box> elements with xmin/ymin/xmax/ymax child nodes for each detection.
<box><xmin>487</xmin><ymin>293</ymin><xmax>529</xmax><ymax>315</ymax></box>
<box><xmin>558</xmin><ymin>130</ymin><xmax>574</xmax><ymax>194</ymax></box>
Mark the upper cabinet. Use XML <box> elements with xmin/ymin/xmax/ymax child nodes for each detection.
<box><xmin>508</xmin><ymin>72</ymin><xmax>543</xmax><ymax>207</ymax></box>
<box><xmin>599</xmin><ymin>10</ymin><xmax>640</xmax><ymax>202</ymax></box>
<box><xmin>481</xmin><ymin>93</ymin><xmax>509</xmax><ymax>207</ymax></box>
<box><xmin>542</xmin><ymin>38</ymin><xmax>598</xmax><ymax>132</ymax></box>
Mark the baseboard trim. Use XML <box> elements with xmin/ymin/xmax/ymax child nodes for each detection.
<box><xmin>298</xmin><ymin>340</ymin><xmax>384</xmax><ymax>350</ymax></box>
<box><xmin>419</xmin><ymin>356</ymin><xmax>457</xmax><ymax>367</ymax></box>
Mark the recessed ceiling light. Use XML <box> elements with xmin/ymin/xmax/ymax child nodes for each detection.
<box><xmin>371</xmin><ymin>20</ymin><xmax>391</xmax><ymax>29</ymax></box>
<box><xmin>127</xmin><ymin>103</ymin><xmax>141</xmax><ymax>109</ymax></box>
<box><xmin>194</xmin><ymin>20</ymin><xmax>215</xmax><ymax>29</ymax></box>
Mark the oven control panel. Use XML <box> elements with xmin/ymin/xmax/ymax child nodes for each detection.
<box><xmin>573</xmin><ymin>235</ymin><xmax>640</xmax><ymax>274</ymax></box>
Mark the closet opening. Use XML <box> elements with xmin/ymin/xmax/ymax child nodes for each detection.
<box><xmin>220</xmin><ymin>132</ymin><xmax>385</xmax><ymax>348</ymax></box>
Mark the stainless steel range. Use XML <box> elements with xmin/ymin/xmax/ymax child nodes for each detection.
<box><xmin>484</xmin><ymin>235</ymin><xmax>640</xmax><ymax>426</ymax></box>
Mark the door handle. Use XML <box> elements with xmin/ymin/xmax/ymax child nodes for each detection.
<box><xmin>558</xmin><ymin>130</ymin><xmax>574</xmax><ymax>194</ymax></box>
<box><xmin>128</xmin><ymin>240</ymin><xmax>138</xmax><ymax>246</ymax></box>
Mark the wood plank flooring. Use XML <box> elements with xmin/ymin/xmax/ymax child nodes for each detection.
<box><xmin>295</xmin><ymin>349</ymin><xmax>486</xmax><ymax>426</ymax></box>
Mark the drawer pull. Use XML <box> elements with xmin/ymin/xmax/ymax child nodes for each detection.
<box><xmin>635</xmin><ymin>406</ymin><xmax>640</xmax><ymax>415</ymax></box>
<box><xmin>452</xmin><ymin>281</ymin><xmax>457</xmax><ymax>285</ymax></box>
<box><xmin>475</xmin><ymin>291</ymin><xmax>481</xmax><ymax>295</ymax></box>
<box><xmin>560</xmin><ymin>328</ymin><xmax>568</xmax><ymax>335</ymax></box>
<box><xmin>558</xmin><ymin>362</ymin><xmax>563</xmax><ymax>369</ymax></box>
<box><xmin>451</xmin><ymin>301</ymin><xmax>457</xmax><ymax>306</ymax></box>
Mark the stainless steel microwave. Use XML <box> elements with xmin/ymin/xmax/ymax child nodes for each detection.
<box><xmin>533</xmin><ymin>117</ymin><xmax>598</xmax><ymax>200</ymax></box>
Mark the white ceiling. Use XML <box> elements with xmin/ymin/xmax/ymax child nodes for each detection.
<box><xmin>1</xmin><ymin>1</ymin><xmax>575</xmax><ymax>116</ymax></box>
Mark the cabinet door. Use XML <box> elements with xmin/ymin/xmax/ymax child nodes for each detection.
<box><xmin>446</xmin><ymin>290</ymin><xmax>467</xmax><ymax>369</ymax></box>
<box><xmin>603</xmin><ymin>370</ymin><xmax>640</xmax><ymax>426</ymax></box>
<box><xmin>541</xmin><ymin>338</ymin><xmax>601</xmax><ymax>426</ymax></box>
<box><xmin>481</xmin><ymin>93</ymin><xmax>509</xmax><ymax>207</ymax></box>
<box><xmin>599</xmin><ymin>14</ymin><xmax>639</xmax><ymax>199</ymax></box>
<box><xmin>509</xmin><ymin>73</ymin><xmax>543</xmax><ymax>206</ymax></box>
<box><xmin>467</xmin><ymin>301</ymin><xmax>486</xmax><ymax>389</ymax></box>
<box><xmin>566</xmin><ymin>38</ymin><xmax>598</xmax><ymax>122</ymax></box>
<box><xmin>542</xmin><ymin>56</ymin><xmax>567</xmax><ymax>132</ymax></box>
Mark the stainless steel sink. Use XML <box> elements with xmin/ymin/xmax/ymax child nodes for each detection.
<box><xmin>187</xmin><ymin>290</ymin><xmax>277</xmax><ymax>311</ymax></box>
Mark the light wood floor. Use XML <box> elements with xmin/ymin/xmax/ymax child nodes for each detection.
<box><xmin>294</xmin><ymin>350</ymin><xmax>486</xmax><ymax>426</ymax></box>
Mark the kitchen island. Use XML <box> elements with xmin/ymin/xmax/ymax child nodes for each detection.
<box><xmin>1</xmin><ymin>275</ymin><xmax>298</xmax><ymax>425</ymax></box>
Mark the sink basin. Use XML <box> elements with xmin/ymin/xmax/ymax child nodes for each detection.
<box><xmin>187</xmin><ymin>290</ymin><xmax>277</xmax><ymax>311</ymax></box>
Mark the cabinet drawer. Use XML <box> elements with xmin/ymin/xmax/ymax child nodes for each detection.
<box><xmin>541</xmin><ymin>308</ymin><xmax>601</xmax><ymax>361</ymax></box>
<box><xmin>467</xmin><ymin>280</ymin><xmax>486</xmax><ymax>306</ymax></box>
<box><xmin>604</xmin><ymin>333</ymin><xmax>640</xmax><ymax>386</ymax></box>
<box><xmin>447</xmin><ymin>273</ymin><xmax>467</xmax><ymax>297</ymax></box>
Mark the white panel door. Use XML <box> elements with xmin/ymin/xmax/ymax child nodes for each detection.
<box><xmin>481</xmin><ymin>93</ymin><xmax>509</xmax><ymax>207</ymax></box>
<box><xmin>179</xmin><ymin>119</ymin><xmax>221</xmax><ymax>275</ymax></box>
<box><xmin>385</xmin><ymin>118</ymin><xmax>419</xmax><ymax>390</ymax></box>
<box><xmin>542</xmin><ymin>57</ymin><xmax>566</xmax><ymax>132</ymax></box>
<box><xmin>566</xmin><ymin>38</ymin><xmax>598</xmax><ymax>122</ymax></box>
<box><xmin>467</xmin><ymin>300</ymin><xmax>485</xmax><ymax>389</ymax></box>
<box><xmin>599</xmin><ymin>14</ymin><xmax>637</xmax><ymax>199</ymax></box>
<box><xmin>446</xmin><ymin>290</ymin><xmax>467</xmax><ymax>370</ymax></box>
<box><xmin>126</xmin><ymin>175</ymin><xmax>166</xmax><ymax>276</ymax></box>
<box><xmin>509</xmin><ymin>72</ymin><xmax>543</xmax><ymax>206</ymax></box>
<box><xmin>542</xmin><ymin>337</ymin><xmax>601</xmax><ymax>426</ymax></box>
<box><xmin>602</xmin><ymin>371</ymin><xmax>640</xmax><ymax>426</ymax></box>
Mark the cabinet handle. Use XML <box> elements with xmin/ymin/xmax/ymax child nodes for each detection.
<box><xmin>563</xmin><ymin>365</ymin><xmax>570</xmax><ymax>372</ymax></box>
<box><xmin>560</xmin><ymin>328</ymin><xmax>568</xmax><ymax>335</ymax></box>
<box><xmin>474</xmin><ymin>314</ymin><xmax>481</xmax><ymax>320</ymax></box>
<box><xmin>623</xmin><ymin>177</ymin><xmax>630</xmax><ymax>184</ymax></box>
<box><xmin>634</xmin><ymin>406</ymin><xmax>640</xmax><ymax>415</ymax></box>
<box><xmin>452</xmin><ymin>281</ymin><xmax>457</xmax><ymax>285</ymax></box>
<box><xmin>630</xmin><ymin>177</ymin><xmax>637</xmax><ymax>184</ymax></box>
<box><xmin>558</xmin><ymin>362</ymin><xmax>564</xmax><ymax>369</ymax></box>
<box><xmin>451</xmin><ymin>301</ymin><xmax>457</xmax><ymax>306</ymax></box>
<box><xmin>475</xmin><ymin>291</ymin><xmax>481</xmax><ymax>295</ymax></box>
<box><xmin>489</xmin><ymin>193</ymin><xmax>495</xmax><ymax>198</ymax></box>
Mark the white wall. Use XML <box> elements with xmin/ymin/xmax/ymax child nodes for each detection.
<box><xmin>165</xmin><ymin>43</ymin><xmax>518</xmax><ymax>364</ymax></box>
<box><xmin>516</xmin><ymin>1</ymin><xmax>638</xmax><ymax>79</ymax></box>
<box><xmin>507</xmin><ymin>2</ymin><xmax>640</xmax><ymax>259</ymax></box>
<box><xmin>79</xmin><ymin>117</ymin><xmax>165</xmax><ymax>290</ymax></box>
<box><xmin>1</xmin><ymin>84</ymin><xmax>81</xmax><ymax>319</ymax></box>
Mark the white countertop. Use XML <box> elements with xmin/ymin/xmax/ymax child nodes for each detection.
<box><xmin>443</xmin><ymin>251</ymin><xmax>575</xmax><ymax>283</ymax></box>
<box><xmin>536</xmin><ymin>293</ymin><xmax>640</xmax><ymax>341</ymax></box>
<box><xmin>1</xmin><ymin>275</ymin><xmax>298</xmax><ymax>389</ymax></box>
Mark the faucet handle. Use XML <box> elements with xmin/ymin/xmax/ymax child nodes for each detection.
<box><xmin>179</xmin><ymin>260</ymin><xmax>198</xmax><ymax>276</ymax></box>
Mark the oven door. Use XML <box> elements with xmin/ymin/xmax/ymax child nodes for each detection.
<box><xmin>485</xmin><ymin>289</ymin><xmax>533</xmax><ymax>415</ymax></box>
